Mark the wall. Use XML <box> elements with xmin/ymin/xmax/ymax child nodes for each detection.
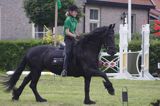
<box><xmin>85</xmin><ymin>4</ymin><xmax>149</xmax><ymax>33</ymax></box>
<box><xmin>0</xmin><ymin>0</ymin><xmax>32</xmax><ymax>40</ymax></box>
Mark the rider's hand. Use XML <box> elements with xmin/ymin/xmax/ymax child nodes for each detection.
<box><xmin>73</xmin><ymin>35</ymin><xmax>79</xmax><ymax>41</ymax></box>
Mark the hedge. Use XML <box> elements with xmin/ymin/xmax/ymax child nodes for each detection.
<box><xmin>128</xmin><ymin>40</ymin><xmax>160</xmax><ymax>73</ymax></box>
<box><xmin>149</xmin><ymin>40</ymin><xmax>160</xmax><ymax>73</ymax></box>
<box><xmin>0</xmin><ymin>40</ymin><xmax>44</xmax><ymax>71</ymax></box>
<box><xmin>0</xmin><ymin>39</ymin><xmax>159</xmax><ymax>73</ymax></box>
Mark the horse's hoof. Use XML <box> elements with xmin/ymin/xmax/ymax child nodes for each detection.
<box><xmin>84</xmin><ymin>100</ymin><xmax>96</xmax><ymax>104</ymax></box>
<box><xmin>103</xmin><ymin>81</ymin><xmax>115</xmax><ymax>95</ymax></box>
<box><xmin>12</xmin><ymin>96</ymin><xmax>19</xmax><ymax>101</ymax></box>
<box><xmin>36</xmin><ymin>98</ymin><xmax>47</xmax><ymax>102</ymax></box>
<box><xmin>108</xmin><ymin>90</ymin><xmax>115</xmax><ymax>95</ymax></box>
<box><xmin>12</xmin><ymin>88</ymin><xmax>19</xmax><ymax>101</ymax></box>
<box><xmin>107</xmin><ymin>87</ymin><xmax>115</xmax><ymax>95</ymax></box>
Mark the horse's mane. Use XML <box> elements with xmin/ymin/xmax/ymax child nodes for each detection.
<box><xmin>77</xmin><ymin>26</ymin><xmax>107</xmax><ymax>44</ymax></box>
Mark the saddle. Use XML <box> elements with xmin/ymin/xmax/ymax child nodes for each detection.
<box><xmin>52</xmin><ymin>44</ymin><xmax>65</xmax><ymax>65</ymax></box>
<box><xmin>52</xmin><ymin>42</ymin><xmax>76</xmax><ymax>66</ymax></box>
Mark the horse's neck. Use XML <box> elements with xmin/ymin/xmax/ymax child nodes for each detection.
<box><xmin>76</xmin><ymin>32</ymin><xmax>104</xmax><ymax>58</ymax></box>
<box><xmin>83</xmin><ymin>37</ymin><xmax>103</xmax><ymax>55</ymax></box>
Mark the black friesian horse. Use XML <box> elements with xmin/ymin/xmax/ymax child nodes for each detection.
<box><xmin>2</xmin><ymin>24</ymin><xmax>116</xmax><ymax>104</ymax></box>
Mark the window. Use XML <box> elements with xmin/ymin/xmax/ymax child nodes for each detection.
<box><xmin>90</xmin><ymin>9</ymin><xmax>98</xmax><ymax>20</ymax></box>
<box><xmin>90</xmin><ymin>23</ymin><xmax>98</xmax><ymax>32</ymax></box>
<box><xmin>125</xmin><ymin>13</ymin><xmax>136</xmax><ymax>33</ymax></box>
<box><xmin>131</xmin><ymin>14</ymin><xmax>136</xmax><ymax>33</ymax></box>
<box><xmin>89</xmin><ymin>8</ymin><xmax>100</xmax><ymax>31</ymax></box>
<box><xmin>32</xmin><ymin>24</ymin><xmax>47</xmax><ymax>39</ymax></box>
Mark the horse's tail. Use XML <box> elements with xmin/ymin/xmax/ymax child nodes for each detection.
<box><xmin>3</xmin><ymin>55</ymin><xmax>27</xmax><ymax>92</ymax></box>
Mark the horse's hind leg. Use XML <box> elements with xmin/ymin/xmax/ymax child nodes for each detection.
<box><xmin>12</xmin><ymin>73</ymin><xmax>32</xmax><ymax>101</ymax></box>
<box><xmin>29</xmin><ymin>69</ymin><xmax>47</xmax><ymax>102</ymax></box>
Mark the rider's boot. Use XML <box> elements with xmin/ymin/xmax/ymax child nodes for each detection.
<box><xmin>61</xmin><ymin>69</ymin><xmax>67</xmax><ymax>77</ymax></box>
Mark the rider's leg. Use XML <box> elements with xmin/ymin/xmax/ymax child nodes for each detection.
<box><xmin>61</xmin><ymin>36</ymin><xmax>74</xmax><ymax>76</ymax></box>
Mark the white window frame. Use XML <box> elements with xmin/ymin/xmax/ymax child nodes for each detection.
<box><xmin>89</xmin><ymin>8</ymin><xmax>100</xmax><ymax>31</ymax></box>
<box><xmin>32</xmin><ymin>23</ymin><xmax>47</xmax><ymax>39</ymax></box>
<box><xmin>32</xmin><ymin>23</ymin><xmax>35</xmax><ymax>38</ymax></box>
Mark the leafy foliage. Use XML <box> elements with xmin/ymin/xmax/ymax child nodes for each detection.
<box><xmin>42</xmin><ymin>30</ymin><xmax>64</xmax><ymax>44</ymax></box>
<box><xmin>129</xmin><ymin>40</ymin><xmax>160</xmax><ymax>73</ymax></box>
<box><xmin>23</xmin><ymin>0</ymin><xmax>75</xmax><ymax>27</ymax></box>
<box><xmin>0</xmin><ymin>39</ymin><xmax>159</xmax><ymax>73</ymax></box>
<box><xmin>0</xmin><ymin>40</ymin><xmax>44</xmax><ymax>71</ymax></box>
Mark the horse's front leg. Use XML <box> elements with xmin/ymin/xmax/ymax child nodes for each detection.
<box><xmin>91</xmin><ymin>69</ymin><xmax>115</xmax><ymax>95</ymax></box>
<box><xmin>84</xmin><ymin>76</ymin><xmax>96</xmax><ymax>104</ymax></box>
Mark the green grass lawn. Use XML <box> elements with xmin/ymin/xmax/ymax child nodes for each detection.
<box><xmin>0</xmin><ymin>75</ymin><xmax>160</xmax><ymax>106</ymax></box>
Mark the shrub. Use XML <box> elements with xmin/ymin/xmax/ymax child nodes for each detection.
<box><xmin>42</xmin><ymin>26</ymin><xmax>64</xmax><ymax>45</ymax></box>
<box><xmin>149</xmin><ymin>40</ymin><xmax>160</xmax><ymax>73</ymax></box>
<box><xmin>128</xmin><ymin>39</ymin><xmax>160</xmax><ymax>73</ymax></box>
<box><xmin>0</xmin><ymin>40</ymin><xmax>44</xmax><ymax>71</ymax></box>
<box><xmin>0</xmin><ymin>39</ymin><xmax>159</xmax><ymax>74</ymax></box>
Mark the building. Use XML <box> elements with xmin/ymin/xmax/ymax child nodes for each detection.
<box><xmin>0</xmin><ymin>0</ymin><xmax>155</xmax><ymax>40</ymax></box>
<box><xmin>83</xmin><ymin>0</ymin><xmax>155</xmax><ymax>33</ymax></box>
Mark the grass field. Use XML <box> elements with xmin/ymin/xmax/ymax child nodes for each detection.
<box><xmin>0</xmin><ymin>75</ymin><xmax>160</xmax><ymax>106</ymax></box>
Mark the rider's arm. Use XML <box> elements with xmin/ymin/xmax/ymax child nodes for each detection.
<box><xmin>65</xmin><ymin>28</ymin><xmax>76</xmax><ymax>38</ymax></box>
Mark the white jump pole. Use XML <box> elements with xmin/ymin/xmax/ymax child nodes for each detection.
<box><xmin>119</xmin><ymin>24</ymin><xmax>128</xmax><ymax>75</ymax></box>
<box><xmin>116</xmin><ymin>23</ymin><xmax>132</xmax><ymax>79</ymax></box>
<box><xmin>140</xmin><ymin>24</ymin><xmax>155</xmax><ymax>80</ymax></box>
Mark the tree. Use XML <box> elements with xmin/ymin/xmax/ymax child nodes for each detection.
<box><xmin>23</xmin><ymin>0</ymin><xmax>75</xmax><ymax>28</ymax></box>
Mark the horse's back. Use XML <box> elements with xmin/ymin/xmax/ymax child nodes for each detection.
<box><xmin>25</xmin><ymin>45</ymin><xmax>55</xmax><ymax>66</ymax></box>
<box><xmin>26</xmin><ymin>45</ymin><xmax>54</xmax><ymax>57</ymax></box>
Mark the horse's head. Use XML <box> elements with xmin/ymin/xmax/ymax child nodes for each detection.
<box><xmin>104</xmin><ymin>24</ymin><xmax>116</xmax><ymax>56</ymax></box>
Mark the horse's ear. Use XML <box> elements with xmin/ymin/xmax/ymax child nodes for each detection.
<box><xmin>112</xmin><ymin>24</ymin><xmax>115</xmax><ymax>29</ymax></box>
<box><xmin>109</xmin><ymin>24</ymin><xmax>113</xmax><ymax>29</ymax></box>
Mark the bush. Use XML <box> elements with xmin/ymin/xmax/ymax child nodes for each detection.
<box><xmin>0</xmin><ymin>39</ymin><xmax>159</xmax><ymax>74</ymax></box>
<box><xmin>149</xmin><ymin>40</ymin><xmax>160</xmax><ymax>73</ymax></box>
<box><xmin>0</xmin><ymin>40</ymin><xmax>45</xmax><ymax>71</ymax></box>
<box><xmin>42</xmin><ymin>28</ymin><xmax>64</xmax><ymax>45</ymax></box>
<box><xmin>128</xmin><ymin>39</ymin><xmax>160</xmax><ymax>74</ymax></box>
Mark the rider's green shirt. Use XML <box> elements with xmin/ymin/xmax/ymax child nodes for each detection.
<box><xmin>63</xmin><ymin>16</ymin><xmax>78</xmax><ymax>37</ymax></box>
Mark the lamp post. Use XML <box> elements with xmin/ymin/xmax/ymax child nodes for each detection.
<box><xmin>122</xmin><ymin>87</ymin><xmax>128</xmax><ymax>106</ymax></box>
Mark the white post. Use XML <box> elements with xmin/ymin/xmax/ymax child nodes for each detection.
<box><xmin>141</xmin><ymin>24</ymin><xmax>155</xmax><ymax>80</ymax></box>
<box><xmin>128</xmin><ymin>0</ymin><xmax>132</xmax><ymax>42</ymax></box>
<box><xmin>119</xmin><ymin>24</ymin><xmax>128</xmax><ymax>74</ymax></box>
<box><xmin>116</xmin><ymin>24</ymin><xmax>132</xmax><ymax>79</ymax></box>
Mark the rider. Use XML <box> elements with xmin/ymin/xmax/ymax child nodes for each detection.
<box><xmin>61</xmin><ymin>5</ymin><xmax>79</xmax><ymax>77</ymax></box>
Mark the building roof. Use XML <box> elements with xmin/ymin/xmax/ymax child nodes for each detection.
<box><xmin>86</xmin><ymin>0</ymin><xmax>155</xmax><ymax>9</ymax></box>
<box><xmin>150</xmin><ymin>9</ymin><xmax>160</xmax><ymax>19</ymax></box>
<box><xmin>151</xmin><ymin>0</ymin><xmax>160</xmax><ymax>10</ymax></box>
<box><xmin>150</xmin><ymin>0</ymin><xmax>160</xmax><ymax>19</ymax></box>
